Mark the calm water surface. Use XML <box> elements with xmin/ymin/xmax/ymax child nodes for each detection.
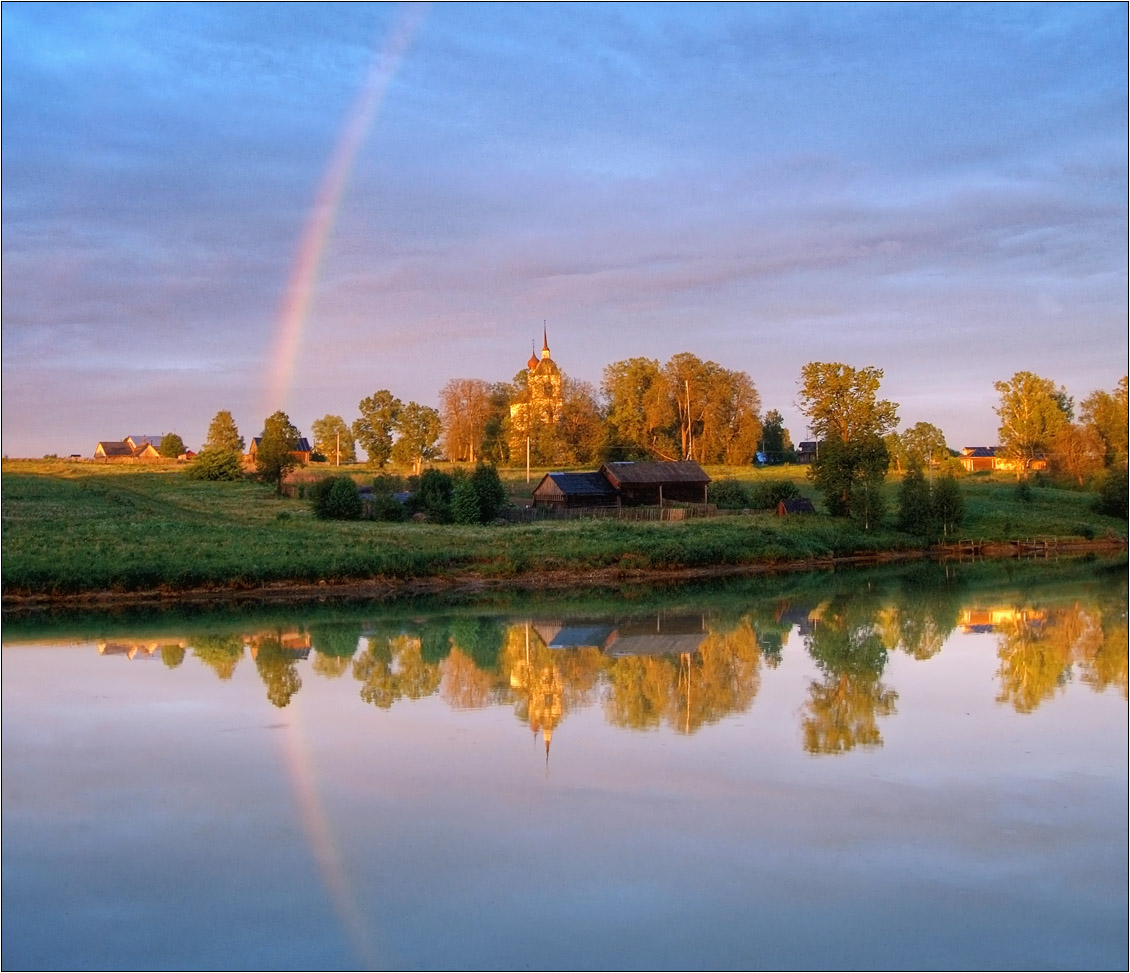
<box><xmin>2</xmin><ymin>562</ymin><xmax>1126</xmax><ymax>970</ymax></box>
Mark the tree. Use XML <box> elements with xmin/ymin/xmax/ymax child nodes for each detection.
<box><xmin>759</xmin><ymin>409</ymin><xmax>794</xmax><ymax>464</ymax></box>
<box><xmin>440</xmin><ymin>378</ymin><xmax>492</xmax><ymax>463</ymax></box>
<box><xmin>797</xmin><ymin>362</ymin><xmax>899</xmax><ymax>444</ymax></box>
<box><xmin>798</xmin><ymin>363</ymin><xmax>898</xmax><ymax>522</ymax></box>
<box><xmin>311</xmin><ymin>414</ymin><xmax>356</xmax><ymax>466</ymax></box>
<box><xmin>809</xmin><ymin>433</ymin><xmax>889</xmax><ymax>527</ymax></box>
<box><xmin>601</xmin><ymin>357</ymin><xmax>676</xmax><ymax>459</ymax></box>
<box><xmin>256</xmin><ymin>410</ymin><xmax>302</xmax><ymax>493</ymax></box>
<box><xmin>931</xmin><ymin>474</ymin><xmax>965</xmax><ymax>538</ymax></box>
<box><xmin>993</xmin><ymin>371</ymin><xmax>1071</xmax><ymax>479</ymax></box>
<box><xmin>900</xmin><ymin>422</ymin><xmax>948</xmax><ymax>472</ymax></box>
<box><xmin>553</xmin><ymin>378</ymin><xmax>606</xmax><ymax>465</ymax></box>
<box><xmin>1050</xmin><ymin>423</ymin><xmax>1105</xmax><ymax>486</ymax></box>
<box><xmin>205</xmin><ymin>410</ymin><xmax>245</xmax><ymax>453</ymax></box>
<box><xmin>1081</xmin><ymin>376</ymin><xmax>1129</xmax><ymax>469</ymax></box>
<box><xmin>159</xmin><ymin>433</ymin><xmax>186</xmax><ymax>458</ymax></box>
<box><xmin>470</xmin><ymin>462</ymin><xmax>508</xmax><ymax>523</ymax></box>
<box><xmin>392</xmin><ymin>402</ymin><xmax>442</xmax><ymax>475</ymax></box>
<box><xmin>896</xmin><ymin>466</ymin><xmax>934</xmax><ymax>536</ymax></box>
<box><xmin>353</xmin><ymin>390</ymin><xmax>402</xmax><ymax>466</ymax></box>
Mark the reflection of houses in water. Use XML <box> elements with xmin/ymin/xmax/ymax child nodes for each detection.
<box><xmin>245</xmin><ymin>630</ymin><xmax>312</xmax><ymax>660</ymax></box>
<box><xmin>97</xmin><ymin>640</ymin><xmax>187</xmax><ymax>660</ymax></box>
<box><xmin>960</xmin><ymin>607</ymin><xmax>1048</xmax><ymax>634</ymax></box>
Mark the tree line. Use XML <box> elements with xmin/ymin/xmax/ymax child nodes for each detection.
<box><xmin>184</xmin><ymin>357</ymin><xmax>1128</xmax><ymax>521</ymax></box>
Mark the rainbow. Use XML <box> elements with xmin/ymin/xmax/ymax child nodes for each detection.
<box><xmin>262</xmin><ymin>5</ymin><xmax>427</xmax><ymax>420</ymax></box>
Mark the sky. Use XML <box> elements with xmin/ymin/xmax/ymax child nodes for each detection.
<box><xmin>2</xmin><ymin>2</ymin><xmax>1126</xmax><ymax>458</ymax></box>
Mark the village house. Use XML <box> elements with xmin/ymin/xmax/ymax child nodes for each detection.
<box><xmin>93</xmin><ymin>435</ymin><xmax>162</xmax><ymax>461</ymax></box>
<box><xmin>531</xmin><ymin>460</ymin><xmax>711</xmax><ymax>510</ymax></box>
<box><xmin>248</xmin><ymin>437</ymin><xmax>313</xmax><ymax>466</ymax></box>
<box><xmin>959</xmin><ymin>446</ymin><xmax>1047</xmax><ymax>474</ymax></box>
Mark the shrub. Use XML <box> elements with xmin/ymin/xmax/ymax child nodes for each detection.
<box><xmin>1093</xmin><ymin>468</ymin><xmax>1129</xmax><ymax>519</ymax></box>
<box><xmin>310</xmin><ymin>476</ymin><xmax>362</xmax><ymax>520</ymax></box>
<box><xmin>185</xmin><ymin>448</ymin><xmax>244</xmax><ymax>481</ymax></box>
<box><xmin>371</xmin><ymin>491</ymin><xmax>407</xmax><ymax>522</ymax></box>
<box><xmin>896</xmin><ymin>467</ymin><xmax>934</xmax><ymax>536</ymax></box>
<box><xmin>407</xmin><ymin>469</ymin><xmax>454</xmax><ymax>523</ymax></box>
<box><xmin>451</xmin><ymin>479</ymin><xmax>481</xmax><ymax>525</ymax></box>
<box><xmin>710</xmin><ymin>480</ymin><xmax>751</xmax><ymax>509</ymax></box>
<box><xmin>748</xmin><ymin>479</ymin><xmax>801</xmax><ymax>510</ymax></box>
<box><xmin>470</xmin><ymin>462</ymin><xmax>509</xmax><ymax>523</ymax></box>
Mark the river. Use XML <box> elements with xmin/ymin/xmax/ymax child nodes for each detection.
<box><xmin>2</xmin><ymin>558</ymin><xmax>1126</xmax><ymax>970</ymax></box>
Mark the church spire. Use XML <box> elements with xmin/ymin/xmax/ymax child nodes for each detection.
<box><xmin>542</xmin><ymin>321</ymin><xmax>550</xmax><ymax>360</ymax></box>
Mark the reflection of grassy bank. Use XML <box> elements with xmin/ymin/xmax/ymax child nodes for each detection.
<box><xmin>4</xmin><ymin>552</ymin><xmax>1124</xmax><ymax>645</ymax></box>
<box><xmin>4</xmin><ymin>557</ymin><xmax>1124</xmax><ymax>739</ymax></box>
<box><xmin>2</xmin><ymin>461</ymin><xmax>1125</xmax><ymax>601</ymax></box>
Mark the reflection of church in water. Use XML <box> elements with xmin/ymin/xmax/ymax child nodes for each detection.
<box><xmin>509</xmin><ymin>614</ymin><xmax>710</xmax><ymax>770</ymax></box>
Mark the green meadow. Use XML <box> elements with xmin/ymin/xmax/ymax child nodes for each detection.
<box><xmin>2</xmin><ymin>459</ymin><xmax>1125</xmax><ymax>598</ymax></box>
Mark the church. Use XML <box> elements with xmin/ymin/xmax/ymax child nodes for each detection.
<box><xmin>509</xmin><ymin>326</ymin><xmax>564</xmax><ymax>458</ymax></box>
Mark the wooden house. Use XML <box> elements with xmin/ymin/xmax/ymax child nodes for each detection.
<box><xmin>959</xmin><ymin>446</ymin><xmax>996</xmax><ymax>472</ymax></box>
<box><xmin>795</xmin><ymin>441</ymin><xmax>820</xmax><ymax>464</ymax></box>
<box><xmin>94</xmin><ymin>438</ymin><xmax>161</xmax><ymax>461</ymax></box>
<box><xmin>598</xmin><ymin>461</ymin><xmax>711</xmax><ymax>506</ymax></box>
<box><xmin>248</xmin><ymin>437</ymin><xmax>313</xmax><ymax>465</ymax></box>
<box><xmin>532</xmin><ymin>472</ymin><xmax>618</xmax><ymax>509</ymax></box>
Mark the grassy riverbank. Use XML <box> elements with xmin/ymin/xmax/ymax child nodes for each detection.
<box><xmin>2</xmin><ymin>459</ymin><xmax>1125</xmax><ymax>602</ymax></box>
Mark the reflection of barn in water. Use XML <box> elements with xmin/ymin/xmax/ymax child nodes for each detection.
<box><xmin>530</xmin><ymin>613</ymin><xmax>708</xmax><ymax>658</ymax></box>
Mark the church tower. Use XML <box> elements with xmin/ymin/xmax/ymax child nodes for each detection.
<box><xmin>510</xmin><ymin>323</ymin><xmax>564</xmax><ymax>459</ymax></box>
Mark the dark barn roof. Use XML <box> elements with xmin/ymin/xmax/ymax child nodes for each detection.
<box><xmin>599</xmin><ymin>461</ymin><xmax>710</xmax><ymax>487</ymax></box>
<box><xmin>537</xmin><ymin>472</ymin><xmax>619</xmax><ymax>497</ymax></box>
<box><xmin>777</xmin><ymin>497</ymin><xmax>817</xmax><ymax>515</ymax></box>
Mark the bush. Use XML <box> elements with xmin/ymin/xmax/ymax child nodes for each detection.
<box><xmin>896</xmin><ymin>467</ymin><xmax>934</xmax><ymax>536</ymax></box>
<box><xmin>710</xmin><ymin>480</ymin><xmax>751</xmax><ymax>509</ymax></box>
<box><xmin>407</xmin><ymin>469</ymin><xmax>454</xmax><ymax>523</ymax></box>
<box><xmin>748</xmin><ymin>479</ymin><xmax>801</xmax><ymax>510</ymax></box>
<box><xmin>1093</xmin><ymin>468</ymin><xmax>1129</xmax><ymax>519</ymax></box>
<box><xmin>470</xmin><ymin>463</ymin><xmax>509</xmax><ymax>523</ymax></box>
<box><xmin>185</xmin><ymin>448</ymin><xmax>244</xmax><ymax>481</ymax></box>
<box><xmin>310</xmin><ymin>476</ymin><xmax>362</xmax><ymax>520</ymax></box>
<box><xmin>451</xmin><ymin>479</ymin><xmax>481</xmax><ymax>525</ymax></box>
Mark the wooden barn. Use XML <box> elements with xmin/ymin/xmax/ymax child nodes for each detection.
<box><xmin>598</xmin><ymin>461</ymin><xmax>711</xmax><ymax>506</ymax></box>
<box><xmin>776</xmin><ymin>497</ymin><xmax>817</xmax><ymax>516</ymax></box>
<box><xmin>532</xmin><ymin>472</ymin><xmax>618</xmax><ymax>509</ymax></box>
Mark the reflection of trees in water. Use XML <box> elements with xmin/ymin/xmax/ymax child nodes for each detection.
<box><xmin>603</xmin><ymin>620</ymin><xmax>762</xmax><ymax>734</ymax></box>
<box><xmin>996</xmin><ymin>598</ymin><xmax>1129</xmax><ymax>712</ymax></box>
<box><xmin>191</xmin><ymin>633</ymin><xmax>245</xmax><ymax>680</ymax></box>
<box><xmin>353</xmin><ymin>634</ymin><xmax>442</xmax><ymax>709</ymax></box>
<box><xmin>802</xmin><ymin>599</ymin><xmax>897</xmax><ymax>754</ymax></box>
<box><xmin>160</xmin><ymin>644</ymin><xmax>186</xmax><ymax>669</ymax></box>
<box><xmin>873</xmin><ymin>566</ymin><xmax>963</xmax><ymax>661</ymax></box>
<box><xmin>313</xmin><ymin>653</ymin><xmax>350</xmax><ymax>679</ymax></box>
<box><xmin>254</xmin><ymin>635</ymin><xmax>302</xmax><ymax>709</ymax></box>
<box><xmin>309</xmin><ymin>622</ymin><xmax>362</xmax><ymax>661</ymax></box>
<box><xmin>441</xmin><ymin>647</ymin><xmax>499</xmax><ymax>709</ymax></box>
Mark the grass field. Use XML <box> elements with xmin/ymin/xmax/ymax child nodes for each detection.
<box><xmin>2</xmin><ymin>459</ymin><xmax>1125</xmax><ymax>597</ymax></box>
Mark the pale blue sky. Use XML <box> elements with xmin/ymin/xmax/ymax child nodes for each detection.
<box><xmin>2</xmin><ymin>2</ymin><xmax>1126</xmax><ymax>456</ymax></box>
